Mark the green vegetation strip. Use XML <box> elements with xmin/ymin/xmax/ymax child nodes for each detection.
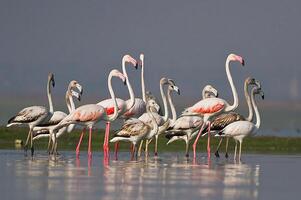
<box><xmin>1</xmin><ymin>127</ymin><xmax>301</xmax><ymax>154</ymax></box>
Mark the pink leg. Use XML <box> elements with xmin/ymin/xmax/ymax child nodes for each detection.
<box><xmin>88</xmin><ymin>127</ymin><xmax>92</xmax><ymax>158</ymax></box>
<box><xmin>105</xmin><ymin>122</ymin><xmax>111</xmax><ymax>153</ymax></box>
<box><xmin>207</xmin><ymin>121</ymin><xmax>211</xmax><ymax>159</ymax></box>
<box><xmin>76</xmin><ymin>128</ymin><xmax>86</xmax><ymax>157</ymax></box>
<box><xmin>192</xmin><ymin>122</ymin><xmax>206</xmax><ymax>159</ymax></box>
<box><xmin>114</xmin><ymin>142</ymin><xmax>119</xmax><ymax>160</ymax></box>
<box><xmin>130</xmin><ymin>144</ymin><xmax>135</xmax><ymax>161</ymax></box>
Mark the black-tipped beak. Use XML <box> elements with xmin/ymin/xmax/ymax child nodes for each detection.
<box><xmin>177</xmin><ymin>89</ymin><xmax>180</xmax><ymax>95</ymax></box>
<box><xmin>135</xmin><ymin>63</ymin><xmax>138</xmax><ymax>69</ymax></box>
<box><xmin>261</xmin><ymin>94</ymin><xmax>264</xmax><ymax>100</ymax></box>
<box><xmin>123</xmin><ymin>79</ymin><xmax>127</xmax><ymax>85</ymax></box>
<box><xmin>242</xmin><ymin>59</ymin><xmax>245</xmax><ymax>66</ymax></box>
<box><xmin>216</xmin><ymin>93</ymin><xmax>219</xmax><ymax>98</ymax></box>
<box><xmin>78</xmin><ymin>95</ymin><xmax>81</xmax><ymax>101</ymax></box>
<box><xmin>80</xmin><ymin>88</ymin><xmax>83</xmax><ymax>95</ymax></box>
<box><xmin>52</xmin><ymin>80</ymin><xmax>55</xmax><ymax>87</ymax></box>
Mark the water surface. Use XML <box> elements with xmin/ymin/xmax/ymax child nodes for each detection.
<box><xmin>0</xmin><ymin>150</ymin><xmax>300</xmax><ymax>200</ymax></box>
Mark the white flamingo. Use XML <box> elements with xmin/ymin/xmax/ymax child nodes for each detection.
<box><xmin>52</xmin><ymin>69</ymin><xmax>126</xmax><ymax>158</ymax></box>
<box><xmin>138</xmin><ymin>78</ymin><xmax>180</xmax><ymax>156</ymax></box>
<box><xmin>110</xmin><ymin>101</ymin><xmax>159</xmax><ymax>160</ymax></box>
<box><xmin>181</xmin><ymin>53</ymin><xmax>245</xmax><ymax>159</ymax></box>
<box><xmin>209</xmin><ymin>77</ymin><xmax>261</xmax><ymax>158</ymax></box>
<box><xmin>7</xmin><ymin>73</ymin><xmax>55</xmax><ymax>156</ymax></box>
<box><xmin>32</xmin><ymin>80</ymin><xmax>83</xmax><ymax>154</ymax></box>
<box><xmin>216</xmin><ymin>86</ymin><xmax>264</xmax><ymax>162</ymax></box>
<box><xmin>165</xmin><ymin>85</ymin><xmax>218</xmax><ymax>157</ymax></box>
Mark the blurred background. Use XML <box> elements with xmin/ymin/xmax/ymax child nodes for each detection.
<box><xmin>0</xmin><ymin>0</ymin><xmax>300</xmax><ymax>135</ymax></box>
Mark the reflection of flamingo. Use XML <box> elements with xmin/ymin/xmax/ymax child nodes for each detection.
<box><xmin>7</xmin><ymin>73</ymin><xmax>55</xmax><ymax>156</ymax></box>
<box><xmin>32</xmin><ymin>80</ymin><xmax>83</xmax><ymax>154</ymax></box>
<box><xmin>182</xmin><ymin>54</ymin><xmax>245</xmax><ymax>159</ymax></box>
<box><xmin>53</xmin><ymin>69</ymin><xmax>126</xmax><ymax>157</ymax></box>
<box><xmin>216</xmin><ymin>86</ymin><xmax>263</xmax><ymax>162</ymax></box>
<box><xmin>211</xmin><ymin>77</ymin><xmax>261</xmax><ymax>158</ymax></box>
<box><xmin>96</xmin><ymin>55</ymin><xmax>137</xmax><ymax>155</ymax></box>
<box><xmin>110</xmin><ymin>101</ymin><xmax>158</xmax><ymax>160</ymax></box>
<box><xmin>165</xmin><ymin>85</ymin><xmax>218</xmax><ymax>157</ymax></box>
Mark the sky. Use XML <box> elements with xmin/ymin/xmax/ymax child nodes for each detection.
<box><xmin>0</xmin><ymin>0</ymin><xmax>301</xmax><ymax>127</ymax></box>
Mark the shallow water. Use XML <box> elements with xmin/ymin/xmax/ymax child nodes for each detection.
<box><xmin>0</xmin><ymin>150</ymin><xmax>300</xmax><ymax>200</ymax></box>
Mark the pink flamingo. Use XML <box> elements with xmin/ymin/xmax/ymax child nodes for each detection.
<box><xmin>96</xmin><ymin>55</ymin><xmax>137</xmax><ymax>156</ymax></box>
<box><xmin>53</xmin><ymin>69</ymin><xmax>126</xmax><ymax>158</ymax></box>
<box><xmin>182</xmin><ymin>53</ymin><xmax>245</xmax><ymax>159</ymax></box>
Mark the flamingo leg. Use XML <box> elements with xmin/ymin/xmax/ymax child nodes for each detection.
<box><xmin>154</xmin><ymin>135</ymin><xmax>158</xmax><ymax>156</ymax></box>
<box><xmin>225</xmin><ymin>138</ymin><xmax>229</xmax><ymax>158</ymax></box>
<box><xmin>185</xmin><ymin>136</ymin><xmax>189</xmax><ymax>158</ymax></box>
<box><xmin>215</xmin><ymin>138</ymin><xmax>223</xmax><ymax>158</ymax></box>
<box><xmin>239</xmin><ymin>140</ymin><xmax>242</xmax><ymax>162</ymax></box>
<box><xmin>76</xmin><ymin>128</ymin><xmax>86</xmax><ymax>157</ymax></box>
<box><xmin>130</xmin><ymin>143</ymin><xmax>135</xmax><ymax>160</ymax></box>
<box><xmin>145</xmin><ymin>139</ymin><xmax>149</xmax><ymax>157</ymax></box>
<box><xmin>234</xmin><ymin>140</ymin><xmax>238</xmax><ymax>161</ymax></box>
<box><xmin>114</xmin><ymin>142</ymin><xmax>119</xmax><ymax>160</ymax></box>
<box><xmin>105</xmin><ymin>122</ymin><xmax>111</xmax><ymax>155</ymax></box>
<box><xmin>88</xmin><ymin>127</ymin><xmax>92</xmax><ymax>158</ymax></box>
<box><xmin>24</xmin><ymin>129</ymin><xmax>31</xmax><ymax>156</ymax></box>
<box><xmin>207</xmin><ymin>121</ymin><xmax>211</xmax><ymax>159</ymax></box>
<box><xmin>47</xmin><ymin>131</ymin><xmax>53</xmax><ymax>154</ymax></box>
<box><xmin>137</xmin><ymin>140</ymin><xmax>144</xmax><ymax>157</ymax></box>
<box><xmin>192</xmin><ymin>122</ymin><xmax>206</xmax><ymax>159</ymax></box>
<box><xmin>29</xmin><ymin>129</ymin><xmax>34</xmax><ymax>157</ymax></box>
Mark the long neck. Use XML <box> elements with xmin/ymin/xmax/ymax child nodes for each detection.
<box><xmin>141</xmin><ymin>58</ymin><xmax>146</xmax><ymax>102</ymax></box>
<box><xmin>225</xmin><ymin>59</ymin><xmax>239</xmax><ymax>112</ymax></box>
<box><xmin>245</xmin><ymin>82</ymin><xmax>253</xmax><ymax>122</ymax></box>
<box><xmin>65</xmin><ymin>92</ymin><xmax>72</xmax><ymax>113</ymax></box>
<box><xmin>104</xmin><ymin>74</ymin><xmax>119</xmax><ymax>121</ymax></box>
<box><xmin>147</xmin><ymin>106</ymin><xmax>158</xmax><ymax>135</ymax></box>
<box><xmin>122</xmin><ymin>60</ymin><xmax>135</xmax><ymax>110</ymax></box>
<box><xmin>167</xmin><ymin>88</ymin><xmax>177</xmax><ymax>123</ymax></box>
<box><xmin>66</xmin><ymin>92</ymin><xmax>76</xmax><ymax>132</ymax></box>
<box><xmin>47</xmin><ymin>79</ymin><xmax>54</xmax><ymax>113</ymax></box>
<box><xmin>160</xmin><ymin>82</ymin><xmax>169</xmax><ymax>121</ymax></box>
<box><xmin>251</xmin><ymin>89</ymin><xmax>261</xmax><ymax>129</ymax></box>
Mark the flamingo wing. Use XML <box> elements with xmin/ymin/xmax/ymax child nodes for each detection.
<box><xmin>218</xmin><ymin>121</ymin><xmax>255</xmax><ymax>137</ymax></box>
<box><xmin>97</xmin><ymin>98</ymin><xmax>125</xmax><ymax>116</ymax></box>
<box><xmin>211</xmin><ymin>112</ymin><xmax>245</xmax><ymax>131</ymax></box>
<box><xmin>36</xmin><ymin>111</ymin><xmax>67</xmax><ymax>127</ymax></box>
<box><xmin>115</xmin><ymin>118</ymin><xmax>149</xmax><ymax>137</ymax></box>
<box><xmin>122</xmin><ymin>98</ymin><xmax>146</xmax><ymax>119</ymax></box>
<box><xmin>182</xmin><ymin>98</ymin><xmax>225</xmax><ymax>116</ymax></box>
<box><xmin>8</xmin><ymin>106</ymin><xmax>47</xmax><ymax>124</ymax></box>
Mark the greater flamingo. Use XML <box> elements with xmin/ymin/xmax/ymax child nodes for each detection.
<box><xmin>216</xmin><ymin>86</ymin><xmax>264</xmax><ymax>162</ymax></box>
<box><xmin>165</xmin><ymin>85</ymin><xmax>218</xmax><ymax>157</ymax></box>
<box><xmin>52</xmin><ymin>69</ymin><xmax>126</xmax><ymax>158</ymax></box>
<box><xmin>181</xmin><ymin>53</ymin><xmax>245</xmax><ymax>159</ymax></box>
<box><xmin>209</xmin><ymin>77</ymin><xmax>261</xmax><ymax>158</ymax></box>
<box><xmin>110</xmin><ymin>101</ymin><xmax>159</xmax><ymax>160</ymax></box>
<box><xmin>7</xmin><ymin>73</ymin><xmax>55</xmax><ymax>156</ymax></box>
<box><xmin>32</xmin><ymin>80</ymin><xmax>83</xmax><ymax>154</ymax></box>
<box><xmin>96</xmin><ymin>55</ymin><xmax>137</xmax><ymax>156</ymax></box>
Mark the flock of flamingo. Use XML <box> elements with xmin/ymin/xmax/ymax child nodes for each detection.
<box><xmin>7</xmin><ymin>53</ymin><xmax>264</xmax><ymax>162</ymax></box>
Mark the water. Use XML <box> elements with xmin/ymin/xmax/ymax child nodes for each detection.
<box><xmin>0</xmin><ymin>150</ymin><xmax>300</xmax><ymax>200</ymax></box>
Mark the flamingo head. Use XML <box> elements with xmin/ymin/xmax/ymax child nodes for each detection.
<box><xmin>123</xmin><ymin>54</ymin><xmax>138</xmax><ymax>69</ymax></box>
<box><xmin>69</xmin><ymin>80</ymin><xmax>83</xmax><ymax>95</ymax></box>
<box><xmin>111</xmin><ymin>69</ymin><xmax>127</xmax><ymax>85</ymax></box>
<box><xmin>255</xmin><ymin>87</ymin><xmax>264</xmax><ymax>100</ymax></box>
<box><xmin>148</xmin><ymin>99</ymin><xmax>160</xmax><ymax>113</ymax></box>
<box><xmin>167</xmin><ymin>79</ymin><xmax>180</xmax><ymax>95</ymax></box>
<box><xmin>228</xmin><ymin>54</ymin><xmax>245</xmax><ymax>66</ymax></box>
<box><xmin>48</xmin><ymin>73</ymin><xmax>55</xmax><ymax>87</ymax></box>
<box><xmin>203</xmin><ymin>84</ymin><xmax>218</xmax><ymax>98</ymax></box>
<box><xmin>71</xmin><ymin>90</ymin><xmax>81</xmax><ymax>101</ymax></box>
<box><xmin>245</xmin><ymin>77</ymin><xmax>261</xmax><ymax>90</ymax></box>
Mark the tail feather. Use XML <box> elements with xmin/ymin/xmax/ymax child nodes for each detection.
<box><xmin>7</xmin><ymin>116</ymin><xmax>17</xmax><ymax>127</ymax></box>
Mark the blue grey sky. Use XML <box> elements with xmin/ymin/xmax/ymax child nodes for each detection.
<box><xmin>1</xmin><ymin>0</ymin><xmax>301</xmax><ymax>127</ymax></box>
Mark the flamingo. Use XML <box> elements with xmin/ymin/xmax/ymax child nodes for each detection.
<box><xmin>216</xmin><ymin>86</ymin><xmax>264</xmax><ymax>162</ymax></box>
<box><xmin>110</xmin><ymin>100</ymin><xmax>159</xmax><ymax>160</ymax></box>
<box><xmin>7</xmin><ymin>73</ymin><xmax>55</xmax><ymax>156</ymax></box>
<box><xmin>94</xmin><ymin>55</ymin><xmax>137</xmax><ymax>157</ymax></box>
<box><xmin>32</xmin><ymin>80</ymin><xmax>83</xmax><ymax>154</ymax></box>
<box><xmin>208</xmin><ymin>77</ymin><xmax>261</xmax><ymax>158</ymax></box>
<box><xmin>138</xmin><ymin>78</ymin><xmax>180</xmax><ymax>156</ymax></box>
<box><xmin>181</xmin><ymin>53</ymin><xmax>245</xmax><ymax>159</ymax></box>
<box><xmin>165</xmin><ymin>85</ymin><xmax>218</xmax><ymax>157</ymax></box>
<box><xmin>52</xmin><ymin>69</ymin><xmax>126</xmax><ymax>158</ymax></box>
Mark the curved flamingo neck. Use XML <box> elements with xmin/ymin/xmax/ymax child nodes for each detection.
<box><xmin>47</xmin><ymin>78</ymin><xmax>54</xmax><ymax>114</ymax></box>
<box><xmin>225</xmin><ymin>59</ymin><xmax>239</xmax><ymax>112</ymax></box>
<box><xmin>160</xmin><ymin>80</ymin><xmax>169</xmax><ymax>122</ymax></box>
<box><xmin>141</xmin><ymin>57</ymin><xmax>146</xmax><ymax>102</ymax></box>
<box><xmin>167</xmin><ymin>88</ymin><xmax>177</xmax><ymax>123</ymax></box>
<box><xmin>245</xmin><ymin>82</ymin><xmax>253</xmax><ymax>122</ymax></box>
<box><xmin>251</xmin><ymin>88</ymin><xmax>261</xmax><ymax>129</ymax></box>
<box><xmin>146</xmin><ymin>105</ymin><xmax>158</xmax><ymax>137</ymax></box>
<box><xmin>104</xmin><ymin>72</ymin><xmax>119</xmax><ymax>122</ymax></box>
<box><xmin>122</xmin><ymin>59</ymin><xmax>135</xmax><ymax>111</ymax></box>
<box><xmin>66</xmin><ymin>91</ymin><xmax>76</xmax><ymax>133</ymax></box>
<box><xmin>65</xmin><ymin>91</ymin><xmax>72</xmax><ymax>113</ymax></box>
